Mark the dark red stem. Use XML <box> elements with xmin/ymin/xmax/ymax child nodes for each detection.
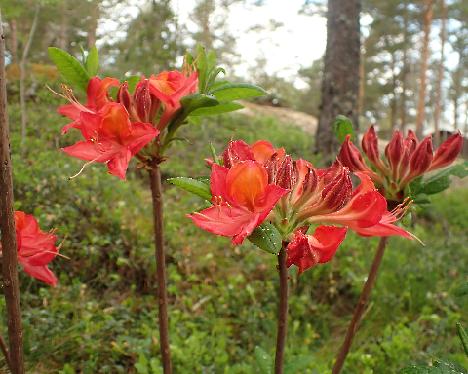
<box><xmin>148</xmin><ymin>165</ymin><xmax>172</xmax><ymax>374</ymax></box>
<box><xmin>274</xmin><ymin>245</ymin><xmax>289</xmax><ymax>374</ymax></box>
<box><xmin>332</xmin><ymin>237</ymin><xmax>389</xmax><ymax>374</ymax></box>
<box><xmin>0</xmin><ymin>12</ymin><xmax>25</xmax><ymax>374</ymax></box>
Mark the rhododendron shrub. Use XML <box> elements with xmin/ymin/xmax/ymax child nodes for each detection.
<box><xmin>331</xmin><ymin>122</ymin><xmax>466</xmax><ymax>374</ymax></box>
<box><xmin>178</xmin><ymin>139</ymin><xmax>413</xmax><ymax>273</ymax></box>
<box><xmin>49</xmin><ymin>45</ymin><xmax>265</xmax><ymax>373</ymax></box>
<box><xmin>338</xmin><ymin>126</ymin><xmax>465</xmax><ymax>204</ymax></box>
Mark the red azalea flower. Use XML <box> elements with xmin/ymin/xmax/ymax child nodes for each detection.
<box><xmin>188</xmin><ymin>161</ymin><xmax>288</xmax><ymax>244</ymax></box>
<box><xmin>62</xmin><ymin>103</ymin><xmax>159</xmax><ymax>179</ymax></box>
<box><xmin>221</xmin><ymin>139</ymin><xmax>285</xmax><ymax>168</ymax></box>
<box><xmin>286</xmin><ymin>226</ymin><xmax>347</xmax><ymax>274</ymax></box>
<box><xmin>148</xmin><ymin>70</ymin><xmax>198</xmax><ymax>130</ymax></box>
<box><xmin>338</xmin><ymin>126</ymin><xmax>464</xmax><ymax>201</ymax></box>
<box><xmin>5</xmin><ymin>211</ymin><xmax>59</xmax><ymax>286</ymax></box>
<box><xmin>58</xmin><ymin>76</ymin><xmax>120</xmax><ymax>134</ymax></box>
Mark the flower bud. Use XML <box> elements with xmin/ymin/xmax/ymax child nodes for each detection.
<box><xmin>134</xmin><ymin>79</ymin><xmax>159</xmax><ymax>123</ymax></box>
<box><xmin>385</xmin><ymin>130</ymin><xmax>404</xmax><ymax>177</ymax></box>
<box><xmin>338</xmin><ymin>135</ymin><xmax>368</xmax><ymax>172</ymax></box>
<box><xmin>362</xmin><ymin>126</ymin><xmax>381</xmax><ymax>166</ymax></box>
<box><xmin>406</xmin><ymin>136</ymin><xmax>433</xmax><ymax>180</ymax></box>
<box><xmin>117</xmin><ymin>82</ymin><xmax>132</xmax><ymax>112</ymax></box>
<box><xmin>429</xmin><ymin>132</ymin><xmax>463</xmax><ymax>171</ymax></box>
<box><xmin>222</xmin><ymin>140</ymin><xmax>254</xmax><ymax>168</ymax></box>
<box><xmin>321</xmin><ymin>166</ymin><xmax>352</xmax><ymax>212</ymax></box>
<box><xmin>274</xmin><ymin>155</ymin><xmax>294</xmax><ymax>190</ymax></box>
<box><xmin>405</xmin><ymin>130</ymin><xmax>418</xmax><ymax>154</ymax></box>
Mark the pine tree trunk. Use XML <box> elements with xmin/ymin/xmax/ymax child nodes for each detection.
<box><xmin>88</xmin><ymin>0</ymin><xmax>99</xmax><ymax>48</ymax></box>
<box><xmin>415</xmin><ymin>0</ymin><xmax>433</xmax><ymax>138</ymax></box>
<box><xmin>400</xmin><ymin>1</ymin><xmax>409</xmax><ymax>132</ymax></box>
<box><xmin>316</xmin><ymin>0</ymin><xmax>360</xmax><ymax>160</ymax></box>
<box><xmin>433</xmin><ymin>0</ymin><xmax>447</xmax><ymax>146</ymax></box>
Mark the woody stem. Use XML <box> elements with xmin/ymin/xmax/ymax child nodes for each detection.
<box><xmin>0</xmin><ymin>13</ymin><xmax>25</xmax><ymax>374</ymax></box>
<box><xmin>332</xmin><ymin>236</ymin><xmax>389</xmax><ymax>374</ymax></box>
<box><xmin>0</xmin><ymin>334</ymin><xmax>12</xmax><ymax>372</ymax></box>
<box><xmin>274</xmin><ymin>245</ymin><xmax>289</xmax><ymax>374</ymax></box>
<box><xmin>148</xmin><ymin>164</ymin><xmax>173</xmax><ymax>374</ymax></box>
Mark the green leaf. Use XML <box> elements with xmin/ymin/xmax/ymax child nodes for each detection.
<box><xmin>333</xmin><ymin>115</ymin><xmax>355</xmax><ymax>142</ymax></box>
<box><xmin>285</xmin><ymin>355</ymin><xmax>314</xmax><ymax>373</ymax></box>
<box><xmin>85</xmin><ymin>46</ymin><xmax>99</xmax><ymax>76</ymax></box>
<box><xmin>411</xmin><ymin>161</ymin><xmax>468</xmax><ymax>197</ymax></box>
<box><xmin>48</xmin><ymin>47</ymin><xmax>90</xmax><ymax>92</ymax></box>
<box><xmin>456</xmin><ymin>323</ymin><xmax>468</xmax><ymax>356</ymax></box>
<box><xmin>180</xmin><ymin>93</ymin><xmax>219</xmax><ymax>115</ymax></box>
<box><xmin>211</xmin><ymin>83</ymin><xmax>266</xmax><ymax>101</ymax></box>
<box><xmin>125</xmin><ymin>76</ymin><xmax>140</xmax><ymax>94</ymax></box>
<box><xmin>167</xmin><ymin>177</ymin><xmax>211</xmax><ymax>201</ymax></box>
<box><xmin>196</xmin><ymin>45</ymin><xmax>208</xmax><ymax>93</ymax></box>
<box><xmin>453</xmin><ymin>282</ymin><xmax>468</xmax><ymax>298</ymax></box>
<box><xmin>189</xmin><ymin>102</ymin><xmax>244</xmax><ymax>116</ymax></box>
<box><xmin>248</xmin><ymin>223</ymin><xmax>282</xmax><ymax>254</ymax></box>
<box><xmin>254</xmin><ymin>346</ymin><xmax>272</xmax><ymax>374</ymax></box>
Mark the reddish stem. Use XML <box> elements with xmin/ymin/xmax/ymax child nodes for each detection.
<box><xmin>332</xmin><ymin>237</ymin><xmax>389</xmax><ymax>374</ymax></box>
<box><xmin>0</xmin><ymin>13</ymin><xmax>25</xmax><ymax>374</ymax></box>
<box><xmin>148</xmin><ymin>165</ymin><xmax>172</xmax><ymax>374</ymax></box>
<box><xmin>274</xmin><ymin>246</ymin><xmax>289</xmax><ymax>374</ymax></box>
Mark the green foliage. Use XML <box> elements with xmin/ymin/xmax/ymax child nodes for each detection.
<box><xmin>333</xmin><ymin>115</ymin><xmax>355</xmax><ymax>142</ymax></box>
<box><xmin>84</xmin><ymin>46</ymin><xmax>99</xmax><ymax>77</ymax></box>
<box><xmin>48</xmin><ymin>47</ymin><xmax>90</xmax><ymax>92</ymax></box>
<box><xmin>166</xmin><ymin>177</ymin><xmax>212</xmax><ymax>202</ymax></box>
<box><xmin>248</xmin><ymin>223</ymin><xmax>283</xmax><ymax>255</ymax></box>
<box><xmin>2</xmin><ymin>91</ymin><xmax>467</xmax><ymax>373</ymax></box>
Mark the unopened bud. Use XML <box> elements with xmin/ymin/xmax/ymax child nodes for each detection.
<box><xmin>429</xmin><ymin>132</ymin><xmax>463</xmax><ymax>171</ymax></box>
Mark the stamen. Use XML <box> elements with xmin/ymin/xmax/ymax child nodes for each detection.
<box><xmin>68</xmin><ymin>158</ymin><xmax>99</xmax><ymax>180</ymax></box>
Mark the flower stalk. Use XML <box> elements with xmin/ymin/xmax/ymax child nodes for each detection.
<box><xmin>332</xmin><ymin>236</ymin><xmax>389</xmax><ymax>374</ymax></box>
<box><xmin>274</xmin><ymin>245</ymin><xmax>289</xmax><ymax>374</ymax></box>
<box><xmin>0</xmin><ymin>13</ymin><xmax>25</xmax><ymax>374</ymax></box>
<box><xmin>148</xmin><ymin>163</ymin><xmax>172</xmax><ymax>374</ymax></box>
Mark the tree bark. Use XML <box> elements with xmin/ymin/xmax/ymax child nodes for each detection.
<box><xmin>19</xmin><ymin>4</ymin><xmax>40</xmax><ymax>150</ymax></box>
<box><xmin>433</xmin><ymin>0</ymin><xmax>447</xmax><ymax>146</ymax></box>
<box><xmin>0</xmin><ymin>12</ymin><xmax>25</xmax><ymax>374</ymax></box>
<box><xmin>332</xmin><ymin>237</ymin><xmax>389</xmax><ymax>374</ymax></box>
<box><xmin>9</xmin><ymin>20</ymin><xmax>18</xmax><ymax>64</ymax></box>
<box><xmin>88</xmin><ymin>0</ymin><xmax>99</xmax><ymax>48</ymax></box>
<box><xmin>148</xmin><ymin>165</ymin><xmax>173</xmax><ymax>374</ymax></box>
<box><xmin>315</xmin><ymin>0</ymin><xmax>360</xmax><ymax>160</ymax></box>
<box><xmin>415</xmin><ymin>0</ymin><xmax>433</xmax><ymax>138</ymax></box>
<box><xmin>274</xmin><ymin>246</ymin><xmax>289</xmax><ymax>374</ymax></box>
<box><xmin>400</xmin><ymin>1</ymin><xmax>410</xmax><ymax>132</ymax></box>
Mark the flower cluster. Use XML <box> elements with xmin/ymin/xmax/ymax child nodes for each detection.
<box><xmin>189</xmin><ymin>140</ymin><xmax>413</xmax><ymax>274</ymax></box>
<box><xmin>0</xmin><ymin>212</ymin><xmax>59</xmax><ymax>286</ymax></box>
<box><xmin>58</xmin><ymin>69</ymin><xmax>198</xmax><ymax>179</ymax></box>
<box><xmin>338</xmin><ymin>126</ymin><xmax>463</xmax><ymax>202</ymax></box>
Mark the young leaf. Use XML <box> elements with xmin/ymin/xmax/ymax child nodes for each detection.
<box><xmin>211</xmin><ymin>83</ymin><xmax>266</xmax><ymax>101</ymax></box>
<box><xmin>333</xmin><ymin>115</ymin><xmax>355</xmax><ymax>142</ymax></box>
<box><xmin>85</xmin><ymin>46</ymin><xmax>99</xmax><ymax>76</ymax></box>
<box><xmin>167</xmin><ymin>177</ymin><xmax>212</xmax><ymax>201</ymax></box>
<box><xmin>180</xmin><ymin>93</ymin><xmax>219</xmax><ymax>115</ymax></box>
<box><xmin>456</xmin><ymin>323</ymin><xmax>468</xmax><ymax>356</ymax></box>
<box><xmin>48</xmin><ymin>47</ymin><xmax>90</xmax><ymax>92</ymax></box>
<box><xmin>189</xmin><ymin>102</ymin><xmax>244</xmax><ymax>116</ymax></box>
<box><xmin>254</xmin><ymin>346</ymin><xmax>272</xmax><ymax>374</ymax></box>
<box><xmin>248</xmin><ymin>223</ymin><xmax>282</xmax><ymax>254</ymax></box>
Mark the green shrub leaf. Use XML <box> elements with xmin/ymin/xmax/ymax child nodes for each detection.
<box><xmin>189</xmin><ymin>102</ymin><xmax>244</xmax><ymax>116</ymax></box>
<box><xmin>211</xmin><ymin>83</ymin><xmax>266</xmax><ymax>101</ymax></box>
<box><xmin>254</xmin><ymin>346</ymin><xmax>272</xmax><ymax>374</ymax></box>
<box><xmin>333</xmin><ymin>115</ymin><xmax>355</xmax><ymax>142</ymax></box>
<box><xmin>167</xmin><ymin>177</ymin><xmax>212</xmax><ymax>201</ymax></box>
<box><xmin>248</xmin><ymin>223</ymin><xmax>282</xmax><ymax>254</ymax></box>
<box><xmin>85</xmin><ymin>46</ymin><xmax>99</xmax><ymax>76</ymax></box>
<box><xmin>48</xmin><ymin>47</ymin><xmax>90</xmax><ymax>92</ymax></box>
<box><xmin>180</xmin><ymin>93</ymin><xmax>219</xmax><ymax>115</ymax></box>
